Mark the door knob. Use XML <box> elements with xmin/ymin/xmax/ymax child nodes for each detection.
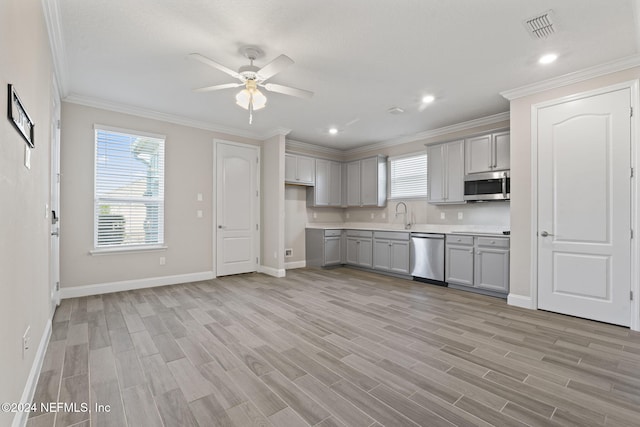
<box><xmin>540</xmin><ymin>231</ymin><xmax>554</xmax><ymax>237</ymax></box>
<box><xmin>51</xmin><ymin>231</ymin><xmax>59</xmax><ymax>236</ymax></box>
<box><xmin>218</xmin><ymin>225</ymin><xmax>226</xmax><ymax>229</ymax></box>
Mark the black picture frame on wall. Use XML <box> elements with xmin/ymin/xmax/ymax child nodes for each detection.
<box><xmin>7</xmin><ymin>84</ymin><xmax>34</xmax><ymax>148</ymax></box>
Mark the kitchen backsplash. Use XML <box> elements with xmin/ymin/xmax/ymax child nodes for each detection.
<box><xmin>312</xmin><ymin>199</ymin><xmax>510</xmax><ymax>227</ymax></box>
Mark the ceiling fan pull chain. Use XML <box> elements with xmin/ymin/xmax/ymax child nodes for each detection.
<box><xmin>249</xmin><ymin>92</ymin><xmax>254</xmax><ymax>124</ymax></box>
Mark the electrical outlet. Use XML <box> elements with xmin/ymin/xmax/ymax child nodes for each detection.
<box><xmin>285</xmin><ymin>248</ymin><xmax>293</xmax><ymax>257</ymax></box>
<box><xmin>370</xmin><ymin>213</ymin><xmax>375</xmax><ymax>219</ymax></box>
<box><xmin>197</xmin><ymin>210</ymin><xmax>203</xmax><ymax>218</ymax></box>
<box><xmin>196</xmin><ymin>193</ymin><xmax>203</xmax><ymax>201</ymax></box>
<box><xmin>440</xmin><ymin>212</ymin><xmax>445</xmax><ymax>219</ymax></box>
<box><xmin>458</xmin><ymin>212</ymin><xmax>463</xmax><ymax>220</ymax></box>
<box><xmin>313</xmin><ymin>212</ymin><xmax>317</xmax><ymax>219</ymax></box>
<box><xmin>159</xmin><ymin>257</ymin><xmax>166</xmax><ymax>265</ymax></box>
<box><xmin>345</xmin><ymin>212</ymin><xmax>350</xmax><ymax>219</ymax></box>
<box><xmin>22</xmin><ymin>326</ymin><xmax>30</xmax><ymax>359</ymax></box>
<box><xmin>382</xmin><ymin>212</ymin><xmax>386</xmax><ymax>219</ymax></box>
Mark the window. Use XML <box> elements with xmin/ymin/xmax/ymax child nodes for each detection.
<box><xmin>388</xmin><ymin>152</ymin><xmax>428</xmax><ymax>199</ymax></box>
<box><xmin>94</xmin><ymin>125</ymin><xmax>165</xmax><ymax>250</ymax></box>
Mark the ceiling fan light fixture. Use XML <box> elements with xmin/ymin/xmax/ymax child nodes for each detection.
<box><xmin>235</xmin><ymin>81</ymin><xmax>267</xmax><ymax>111</ymax></box>
<box><xmin>421</xmin><ymin>95</ymin><xmax>435</xmax><ymax>104</ymax></box>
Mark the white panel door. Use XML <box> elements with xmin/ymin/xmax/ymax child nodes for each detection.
<box><xmin>538</xmin><ymin>88</ymin><xmax>631</xmax><ymax>326</ymax></box>
<box><xmin>216</xmin><ymin>142</ymin><xmax>259</xmax><ymax>276</ymax></box>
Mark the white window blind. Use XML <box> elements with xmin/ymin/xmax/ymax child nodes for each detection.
<box><xmin>389</xmin><ymin>153</ymin><xmax>428</xmax><ymax>199</ymax></box>
<box><xmin>94</xmin><ymin>126</ymin><xmax>165</xmax><ymax>249</ymax></box>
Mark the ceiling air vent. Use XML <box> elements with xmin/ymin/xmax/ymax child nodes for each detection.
<box><xmin>524</xmin><ymin>10</ymin><xmax>555</xmax><ymax>39</ymax></box>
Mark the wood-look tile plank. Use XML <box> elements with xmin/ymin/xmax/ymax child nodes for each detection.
<box><xmin>121</xmin><ymin>384</ymin><xmax>163</xmax><ymax>427</ymax></box>
<box><xmin>369</xmin><ymin>384</ymin><xmax>455</xmax><ymax>427</ymax></box>
<box><xmin>167</xmin><ymin>357</ymin><xmax>215</xmax><ymax>402</ymax></box>
<box><xmin>90</xmin><ymin>379</ymin><xmax>127</xmax><ymax>427</ymax></box>
<box><xmin>62</xmin><ymin>344</ymin><xmax>88</xmax><ymax>378</ymax></box>
<box><xmin>55</xmin><ymin>374</ymin><xmax>90</xmax><ymax>427</ymax></box>
<box><xmin>151</xmin><ymin>332</ymin><xmax>185</xmax><ymax>363</ymax></box>
<box><xmin>253</xmin><ymin>344</ymin><xmax>306</xmax><ymax>381</ymax></box>
<box><xmin>293</xmin><ymin>374</ymin><xmax>375</xmax><ymax>427</ymax></box>
<box><xmin>155</xmin><ymin>388</ymin><xmax>199</xmax><ymax>427</ymax></box>
<box><xmin>330</xmin><ymin>379</ymin><xmax>419</xmax><ymax>427</ymax></box>
<box><xmin>197</xmin><ymin>361</ymin><xmax>246</xmax><ymax>409</ymax></box>
<box><xmin>282</xmin><ymin>347</ymin><xmax>341</xmax><ymax>387</ymax></box>
<box><xmin>108</xmin><ymin>328</ymin><xmax>134</xmax><ymax>354</ymax></box>
<box><xmin>267</xmin><ymin>407</ymin><xmax>309</xmax><ymax>427</ymax></box>
<box><xmin>225</xmin><ymin>367</ymin><xmax>287</xmax><ymax>417</ymax></box>
<box><xmin>454</xmin><ymin>396</ymin><xmax>528</xmax><ymax>427</ymax></box>
<box><xmin>115</xmin><ymin>349</ymin><xmax>146</xmax><ymax>389</ymax></box>
<box><xmin>140</xmin><ymin>354</ymin><xmax>179</xmax><ymax>397</ymax></box>
<box><xmin>260</xmin><ymin>370</ymin><xmax>331</xmax><ymax>425</ymax></box>
<box><xmin>66</xmin><ymin>323</ymin><xmax>88</xmax><ymax>346</ymax></box>
<box><xmin>225</xmin><ymin>401</ymin><xmax>273</xmax><ymax>427</ymax></box>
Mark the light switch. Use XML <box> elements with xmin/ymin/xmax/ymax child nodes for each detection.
<box><xmin>196</xmin><ymin>210</ymin><xmax>203</xmax><ymax>218</ymax></box>
<box><xmin>197</xmin><ymin>193</ymin><xmax>203</xmax><ymax>201</ymax></box>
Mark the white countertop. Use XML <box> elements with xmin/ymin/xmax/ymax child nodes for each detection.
<box><xmin>306</xmin><ymin>222</ymin><xmax>509</xmax><ymax>236</ymax></box>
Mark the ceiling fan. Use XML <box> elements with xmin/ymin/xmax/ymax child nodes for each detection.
<box><xmin>189</xmin><ymin>46</ymin><xmax>313</xmax><ymax>124</ymax></box>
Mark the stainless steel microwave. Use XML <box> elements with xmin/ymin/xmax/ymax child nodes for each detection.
<box><xmin>464</xmin><ymin>171</ymin><xmax>510</xmax><ymax>201</ymax></box>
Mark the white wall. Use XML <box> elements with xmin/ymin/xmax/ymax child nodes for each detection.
<box><xmin>60</xmin><ymin>102</ymin><xmax>261</xmax><ymax>289</ymax></box>
<box><xmin>0</xmin><ymin>0</ymin><xmax>55</xmax><ymax>424</ymax></box>
<box><xmin>508</xmin><ymin>67</ymin><xmax>640</xmax><ymax>302</ymax></box>
<box><xmin>261</xmin><ymin>134</ymin><xmax>286</xmax><ymax>275</ymax></box>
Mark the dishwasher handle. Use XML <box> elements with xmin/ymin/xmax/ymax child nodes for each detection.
<box><xmin>410</xmin><ymin>233</ymin><xmax>445</xmax><ymax>239</ymax></box>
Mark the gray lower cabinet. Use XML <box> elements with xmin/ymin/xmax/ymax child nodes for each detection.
<box><xmin>305</xmin><ymin>229</ymin><xmax>343</xmax><ymax>267</ymax></box>
<box><xmin>345</xmin><ymin>230</ymin><xmax>373</xmax><ymax>268</ymax></box>
<box><xmin>373</xmin><ymin>231</ymin><xmax>410</xmax><ymax>274</ymax></box>
<box><xmin>446</xmin><ymin>234</ymin><xmax>509</xmax><ymax>296</ymax></box>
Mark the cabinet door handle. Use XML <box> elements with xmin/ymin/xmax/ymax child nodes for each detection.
<box><xmin>469</xmin><ymin>249</ymin><xmax>473</xmax><ymax>253</ymax></box>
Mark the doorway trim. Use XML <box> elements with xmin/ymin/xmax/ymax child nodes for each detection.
<box><xmin>212</xmin><ymin>139</ymin><xmax>261</xmax><ymax>277</ymax></box>
<box><xmin>529</xmin><ymin>79</ymin><xmax>640</xmax><ymax>331</ymax></box>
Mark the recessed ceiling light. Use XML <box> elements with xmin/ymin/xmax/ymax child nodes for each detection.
<box><xmin>328</xmin><ymin>127</ymin><xmax>338</xmax><ymax>135</ymax></box>
<box><xmin>421</xmin><ymin>95</ymin><xmax>435</xmax><ymax>104</ymax></box>
<box><xmin>539</xmin><ymin>53</ymin><xmax>558</xmax><ymax>64</ymax></box>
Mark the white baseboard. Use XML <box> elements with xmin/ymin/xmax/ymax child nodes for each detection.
<box><xmin>13</xmin><ymin>319</ymin><xmax>52</xmax><ymax>427</ymax></box>
<box><xmin>285</xmin><ymin>260</ymin><xmax>306</xmax><ymax>270</ymax></box>
<box><xmin>60</xmin><ymin>271</ymin><xmax>215</xmax><ymax>299</ymax></box>
<box><xmin>507</xmin><ymin>293</ymin><xmax>534</xmax><ymax>309</ymax></box>
<box><xmin>258</xmin><ymin>265</ymin><xmax>286</xmax><ymax>278</ymax></box>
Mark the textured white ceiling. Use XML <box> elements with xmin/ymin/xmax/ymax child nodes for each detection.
<box><xmin>56</xmin><ymin>0</ymin><xmax>639</xmax><ymax>149</ymax></box>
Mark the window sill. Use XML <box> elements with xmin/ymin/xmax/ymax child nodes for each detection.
<box><xmin>89</xmin><ymin>245</ymin><xmax>168</xmax><ymax>256</ymax></box>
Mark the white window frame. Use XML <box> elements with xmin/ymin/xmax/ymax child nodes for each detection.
<box><xmin>91</xmin><ymin>124</ymin><xmax>167</xmax><ymax>254</ymax></box>
<box><xmin>388</xmin><ymin>151</ymin><xmax>428</xmax><ymax>200</ymax></box>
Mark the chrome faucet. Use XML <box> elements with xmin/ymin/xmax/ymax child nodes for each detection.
<box><xmin>395</xmin><ymin>202</ymin><xmax>411</xmax><ymax>229</ymax></box>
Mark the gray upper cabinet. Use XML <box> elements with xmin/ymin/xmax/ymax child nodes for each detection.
<box><xmin>346</xmin><ymin>155</ymin><xmax>387</xmax><ymax>207</ymax></box>
<box><xmin>427</xmin><ymin>140</ymin><xmax>465</xmax><ymax>204</ymax></box>
<box><xmin>465</xmin><ymin>130</ymin><xmax>510</xmax><ymax>174</ymax></box>
<box><xmin>308</xmin><ymin>159</ymin><xmax>342</xmax><ymax>207</ymax></box>
<box><xmin>285</xmin><ymin>154</ymin><xmax>315</xmax><ymax>185</ymax></box>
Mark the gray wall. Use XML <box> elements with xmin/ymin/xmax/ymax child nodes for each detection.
<box><xmin>0</xmin><ymin>0</ymin><xmax>55</xmax><ymax>422</ymax></box>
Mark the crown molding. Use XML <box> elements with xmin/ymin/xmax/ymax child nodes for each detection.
<box><xmin>41</xmin><ymin>0</ymin><xmax>69</xmax><ymax>97</ymax></box>
<box><xmin>343</xmin><ymin>111</ymin><xmax>510</xmax><ymax>156</ymax></box>
<box><xmin>262</xmin><ymin>127</ymin><xmax>292</xmax><ymax>140</ymax></box>
<box><xmin>500</xmin><ymin>54</ymin><xmax>640</xmax><ymax>101</ymax></box>
<box><xmin>285</xmin><ymin>139</ymin><xmax>344</xmax><ymax>157</ymax></box>
<box><xmin>63</xmin><ymin>94</ymin><xmax>264</xmax><ymax>140</ymax></box>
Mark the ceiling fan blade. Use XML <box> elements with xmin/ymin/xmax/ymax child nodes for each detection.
<box><xmin>189</xmin><ymin>53</ymin><xmax>240</xmax><ymax>79</ymax></box>
<box><xmin>193</xmin><ymin>82</ymin><xmax>243</xmax><ymax>93</ymax></box>
<box><xmin>257</xmin><ymin>55</ymin><xmax>294</xmax><ymax>81</ymax></box>
<box><xmin>263</xmin><ymin>83</ymin><xmax>313</xmax><ymax>99</ymax></box>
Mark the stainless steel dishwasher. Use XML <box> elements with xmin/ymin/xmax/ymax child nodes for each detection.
<box><xmin>410</xmin><ymin>233</ymin><xmax>446</xmax><ymax>284</ymax></box>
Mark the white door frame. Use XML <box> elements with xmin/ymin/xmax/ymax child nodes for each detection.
<box><xmin>529</xmin><ymin>80</ymin><xmax>640</xmax><ymax>331</ymax></box>
<box><xmin>50</xmin><ymin>76</ymin><xmax>61</xmax><ymax>312</ymax></box>
<box><xmin>212</xmin><ymin>139</ymin><xmax>261</xmax><ymax>277</ymax></box>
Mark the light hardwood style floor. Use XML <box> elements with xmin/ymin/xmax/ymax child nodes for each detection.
<box><xmin>28</xmin><ymin>268</ymin><xmax>640</xmax><ymax>427</ymax></box>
